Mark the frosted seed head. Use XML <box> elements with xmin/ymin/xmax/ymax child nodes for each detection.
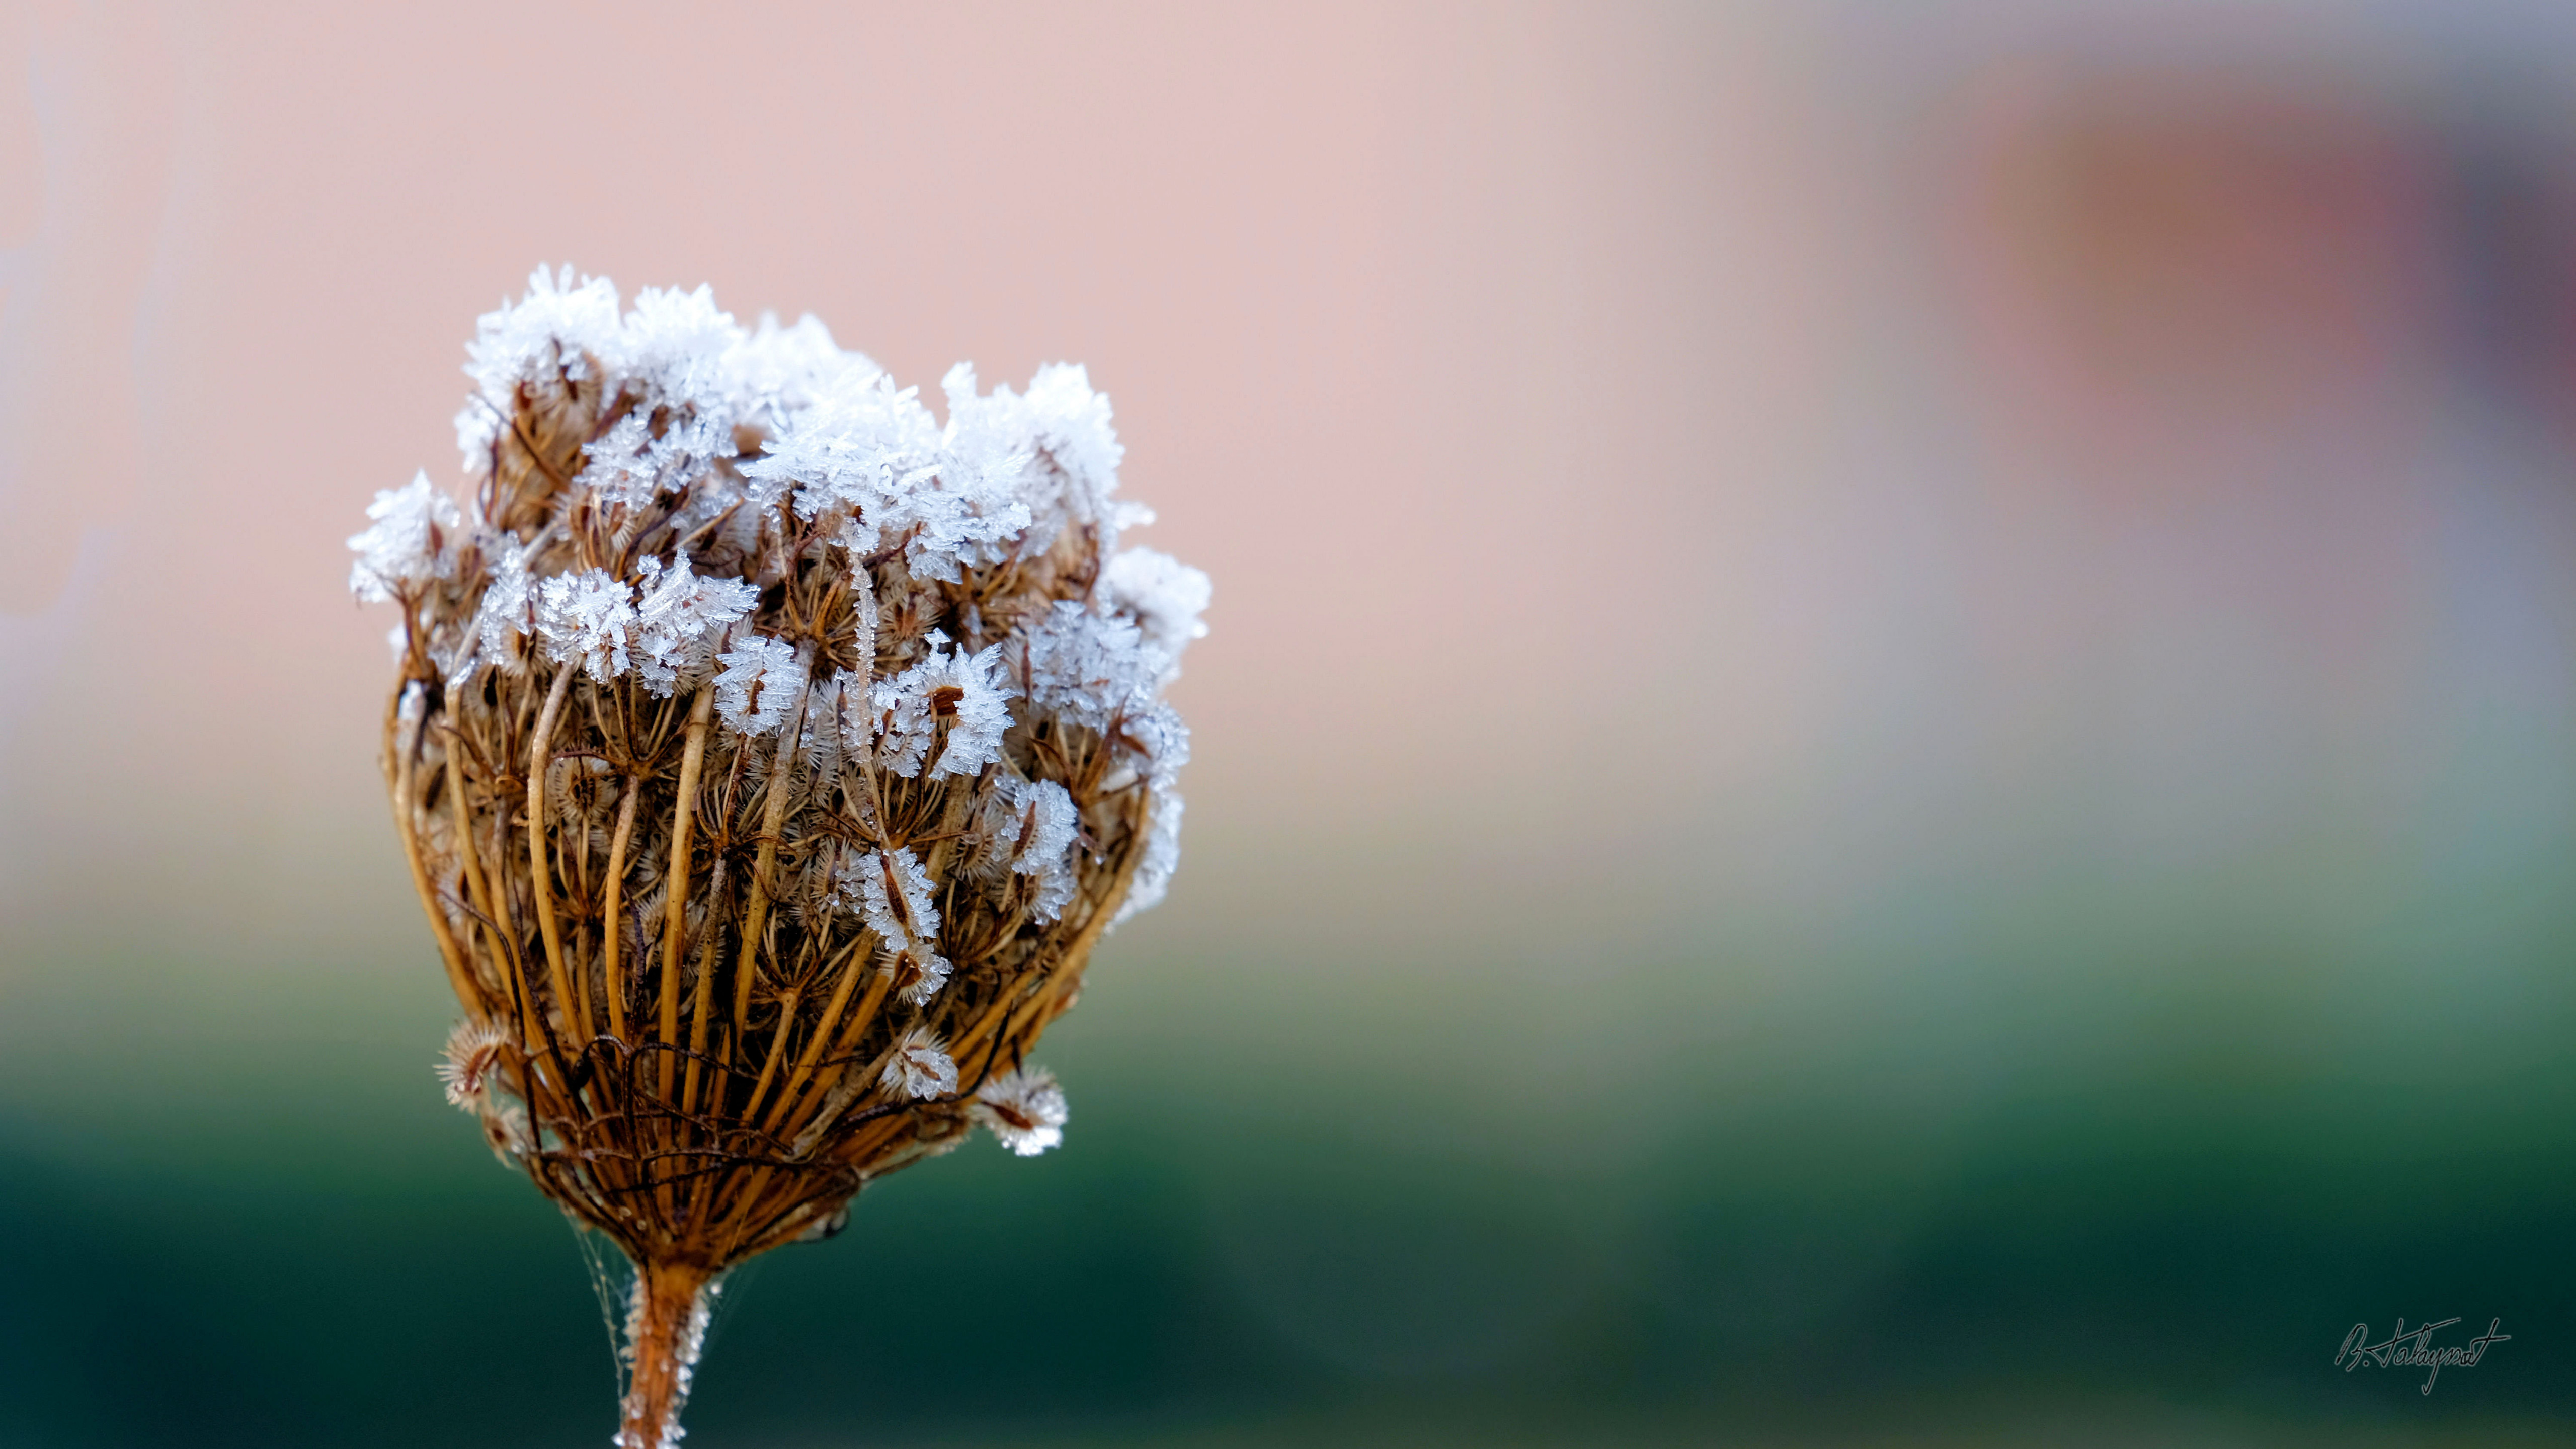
<box><xmin>534</xmin><ymin>568</ymin><xmax>639</xmax><ymax>682</ymax></box>
<box><xmin>712</xmin><ymin>633</ymin><xmax>807</xmax><ymax>736</ymax></box>
<box><xmin>972</xmin><ymin>1067</ymin><xmax>1069</xmax><ymax>1156</ymax></box>
<box><xmin>870</xmin><ymin>634</ymin><xmax>1018</xmax><ymax>779</ymax></box>
<box><xmin>367</xmin><ymin>272</ymin><xmax>1201</xmax><ymax>1376</ymax></box>
<box><xmin>879</xmin><ymin>1028</ymin><xmax>959</xmax><ymax>1101</ymax></box>
<box><xmin>348</xmin><ymin>470</ymin><xmax>463</xmax><ymax>603</ymax></box>
<box><xmin>437</xmin><ymin>1017</ymin><xmax>514</xmax><ymax>1110</ymax></box>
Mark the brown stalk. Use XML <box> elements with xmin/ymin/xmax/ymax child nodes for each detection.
<box><xmin>657</xmin><ymin>689</ymin><xmax>715</xmax><ymax>1101</ymax></box>
<box><xmin>601</xmin><ymin>776</ymin><xmax>643</xmax><ymax>1041</ymax></box>
<box><xmin>526</xmin><ymin>667</ymin><xmax>581</xmax><ymax>1041</ymax></box>
<box><xmin>728</xmin><ymin>661</ymin><xmax>815</xmax><ymax>1069</ymax></box>
<box><xmin>617</xmin><ymin>1259</ymin><xmax>712</xmax><ymax>1449</ymax></box>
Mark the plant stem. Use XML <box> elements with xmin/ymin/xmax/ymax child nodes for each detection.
<box><xmin>618</xmin><ymin>1258</ymin><xmax>715</xmax><ymax>1449</ymax></box>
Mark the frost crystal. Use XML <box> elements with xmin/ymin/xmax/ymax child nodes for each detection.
<box><xmin>869</xmin><ymin>634</ymin><xmax>1016</xmax><ymax>780</ymax></box>
<box><xmin>713</xmin><ymin>634</ymin><xmax>806</xmax><ymax>736</ymax></box>
<box><xmin>723</xmin><ymin>312</ymin><xmax>876</xmax><ymax>431</ymax></box>
<box><xmin>991</xmin><ymin>775</ymin><xmax>1080</xmax><ymax>922</ymax></box>
<box><xmin>1098</xmin><ymin>547</ymin><xmax>1211</xmax><ymax>672</ymax></box>
<box><xmin>456</xmin><ymin>265</ymin><xmax>623</xmax><ymax>466</ymax></box>
<box><xmin>633</xmin><ymin>552</ymin><xmax>760</xmax><ymax>696</ymax></box>
<box><xmin>1018</xmin><ymin>601</ymin><xmax>1163</xmax><ymax>731</ymax></box>
<box><xmin>1114</xmin><ymin>787</ymin><xmax>1185</xmax><ymax>925</ymax></box>
<box><xmin>534</xmin><ymin>568</ymin><xmax>639</xmax><ymax>682</ymax></box>
<box><xmin>348</xmin><ymin>471</ymin><xmax>462</xmax><ymax>602</ymax></box>
<box><xmin>580</xmin><ymin>410</ymin><xmax>735</xmax><ymax>509</ymax></box>
<box><xmin>841</xmin><ymin>846</ymin><xmax>941</xmax><ymax>959</ymax></box>
<box><xmin>972</xmin><ymin>1067</ymin><xmax>1069</xmax><ymax>1156</ymax></box>
<box><xmin>879</xmin><ymin>1028</ymin><xmax>959</xmax><ymax>1101</ymax></box>
<box><xmin>743</xmin><ymin>368</ymin><xmax>1033</xmax><ymax>584</ymax></box>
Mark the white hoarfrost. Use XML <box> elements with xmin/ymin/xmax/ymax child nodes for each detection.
<box><xmin>1097</xmin><ymin>547</ymin><xmax>1211</xmax><ymax>673</ymax></box>
<box><xmin>348</xmin><ymin>471</ymin><xmax>462</xmax><ymax>603</ymax></box>
<box><xmin>632</xmin><ymin>551</ymin><xmax>760</xmax><ymax>696</ymax></box>
<box><xmin>533</xmin><ymin>568</ymin><xmax>638</xmax><ymax>683</ymax></box>
<box><xmin>991</xmin><ymin>775</ymin><xmax>1081</xmax><ymax>923</ymax></box>
<box><xmin>712</xmin><ymin>634</ymin><xmax>806</xmax><ymax>737</ymax></box>
<box><xmin>880</xmin><ymin>1027</ymin><xmax>959</xmax><ymax>1101</ymax></box>
<box><xmin>972</xmin><ymin>1067</ymin><xmax>1069</xmax><ymax>1156</ymax></box>
<box><xmin>867</xmin><ymin>633</ymin><xmax>1017</xmax><ymax>780</ymax></box>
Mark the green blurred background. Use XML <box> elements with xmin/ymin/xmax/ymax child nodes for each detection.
<box><xmin>7</xmin><ymin>2</ymin><xmax>2576</xmax><ymax>1444</ymax></box>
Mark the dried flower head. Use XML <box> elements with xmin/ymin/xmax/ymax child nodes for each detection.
<box><xmin>358</xmin><ymin>267</ymin><xmax>1205</xmax><ymax>1449</ymax></box>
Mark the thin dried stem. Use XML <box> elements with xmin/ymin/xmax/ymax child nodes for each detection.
<box><xmin>601</xmin><ymin>775</ymin><xmax>643</xmax><ymax>1042</ymax></box>
<box><xmin>657</xmin><ymin>689</ymin><xmax>715</xmax><ymax>1101</ymax></box>
<box><xmin>527</xmin><ymin>667</ymin><xmax>581</xmax><ymax>1040</ymax></box>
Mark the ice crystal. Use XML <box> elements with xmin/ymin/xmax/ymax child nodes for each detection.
<box><xmin>972</xmin><ymin>1067</ymin><xmax>1068</xmax><ymax>1157</ymax></box>
<box><xmin>842</xmin><ymin>845</ymin><xmax>941</xmax><ymax>960</ymax></box>
<box><xmin>1019</xmin><ymin>601</ymin><xmax>1163</xmax><ymax>732</ymax></box>
<box><xmin>868</xmin><ymin>633</ymin><xmax>1017</xmax><ymax>780</ymax></box>
<box><xmin>580</xmin><ymin>410</ymin><xmax>735</xmax><ymax>510</ymax></box>
<box><xmin>535</xmin><ymin>568</ymin><xmax>640</xmax><ymax>683</ymax></box>
<box><xmin>633</xmin><ymin>552</ymin><xmax>760</xmax><ymax>697</ymax></box>
<box><xmin>1115</xmin><ymin>787</ymin><xmax>1185</xmax><ymax>926</ymax></box>
<box><xmin>457</xmin><ymin>265</ymin><xmax>624</xmax><ymax>466</ymax></box>
<box><xmin>879</xmin><ymin>1028</ymin><xmax>959</xmax><ymax>1101</ymax></box>
<box><xmin>744</xmin><ymin>368</ymin><xmax>1033</xmax><ymax>583</ymax></box>
<box><xmin>348</xmin><ymin>470</ymin><xmax>462</xmax><ymax>603</ymax></box>
<box><xmin>462</xmin><ymin>535</ymin><xmax>537</xmax><ymax>683</ymax></box>
<box><xmin>713</xmin><ymin>634</ymin><xmax>806</xmax><ymax>737</ymax></box>
<box><xmin>990</xmin><ymin>775</ymin><xmax>1080</xmax><ymax>922</ymax></box>
<box><xmin>722</xmin><ymin>312</ymin><xmax>875</xmax><ymax>431</ymax></box>
<box><xmin>1098</xmin><ymin>546</ymin><xmax>1212</xmax><ymax>672</ymax></box>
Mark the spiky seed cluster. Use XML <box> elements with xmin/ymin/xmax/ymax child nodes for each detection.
<box><xmin>357</xmin><ymin>267</ymin><xmax>1204</xmax><ymax>1447</ymax></box>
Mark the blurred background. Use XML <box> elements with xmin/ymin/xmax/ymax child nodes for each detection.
<box><xmin>5</xmin><ymin>1</ymin><xmax>2576</xmax><ymax>1443</ymax></box>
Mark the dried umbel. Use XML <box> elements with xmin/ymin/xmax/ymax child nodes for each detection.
<box><xmin>354</xmin><ymin>268</ymin><xmax>1205</xmax><ymax>1448</ymax></box>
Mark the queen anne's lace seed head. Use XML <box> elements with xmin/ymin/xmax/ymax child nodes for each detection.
<box><xmin>972</xmin><ymin>1067</ymin><xmax>1069</xmax><ymax>1156</ymax></box>
<box><xmin>353</xmin><ymin>268</ymin><xmax>1202</xmax><ymax>1449</ymax></box>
